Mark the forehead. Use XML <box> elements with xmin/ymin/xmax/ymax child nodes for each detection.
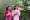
<box><xmin>9</xmin><ymin>6</ymin><xmax>11</xmax><ymax>7</ymax></box>
<box><xmin>16</xmin><ymin>6</ymin><xmax>18</xmax><ymax>8</ymax></box>
<box><xmin>15</xmin><ymin>6</ymin><xmax>19</xmax><ymax>7</ymax></box>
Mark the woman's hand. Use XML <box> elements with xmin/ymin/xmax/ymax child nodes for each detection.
<box><xmin>14</xmin><ymin>14</ymin><xmax>17</xmax><ymax>16</ymax></box>
<box><xmin>9</xmin><ymin>14</ymin><xmax>11</xmax><ymax>16</ymax></box>
<box><xmin>12</xmin><ymin>14</ymin><xmax>14</xmax><ymax>16</ymax></box>
<box><xmin>14</xmin><ymin>14</ymin><xmax>19</xmax><ymax>16</ymax></box>
<box><xmin>6</xmin><ymin>14</ymin><xmax>9</xmax><ymax>16</ymax></box>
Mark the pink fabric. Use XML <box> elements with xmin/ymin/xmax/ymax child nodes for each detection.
<box><xmin>13</xmin><ymin>10</ymin><xmax>19</xmax><ymax>20</ymax></box>
<box><xmin>4</xmin><ymin>10</ymin><xmax>12</xmax><ymax>20</ymax></box>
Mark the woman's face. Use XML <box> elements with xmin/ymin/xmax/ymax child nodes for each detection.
<box><xmin>15</xmin><ymin>6</ymin><xmax>18</xmax><ymax>9</ymax></box>
<box><xmin>8</xmin><ymin>6</ymin><xmax>11</xmax><ymax>10</ymax></box>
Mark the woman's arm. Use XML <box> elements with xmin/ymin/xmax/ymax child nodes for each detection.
<box><xmin>6</xmin><ymin>13</ymin><xmax>9</xmax><ymax>16</ymax></box>
<box><xmin>16</xmin><ymin>11</ymin><xmax>21</xmax><ymax>16</ymax></box>
<box><xmin>5</xmin><ymin>11</ymin><xmax>9</xmax><ymax>16</ymax></box>
<box><xmin>12</xmin><ymin>10</ymin><xmax>14</xmax><ymax>16</ymax></box>
<box><xmin>18</xmin><ymin>11</ymin><xmax>21</xmax><ymax>16</ymax></box>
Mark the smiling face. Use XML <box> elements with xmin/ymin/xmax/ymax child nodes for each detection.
<box><xmin>8</xmin><ymin>6</ymin><xmax>11</xmax><ymax>10</ymax></box>
<box><xmin>15</xmin><ymin>6</ymin><xmax>19</xmax><ymax>10</ymax></box>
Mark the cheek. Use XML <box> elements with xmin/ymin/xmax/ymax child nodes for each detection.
<box><xmin>16</xmin><ymin>7</ymin><xmax>17</xmax><ymax>8</ymax></box>
<box><xmin>9</xmin><ymin>8</ymin><xmax>11</xmax><ymax>9</ymax></box>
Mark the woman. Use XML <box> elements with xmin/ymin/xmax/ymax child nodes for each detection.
<box><xmin>16</xmin><ymin>3</ymin><xmax>21</xmax><ymax>20</ymax></box>
<box><xmin>16</xmin><ymin>3</ymin><xmax>21</xmax><ymax>11</ymax></box>
<box><xmin>13</xmin><ymin>5</ymin><xmax>20</xmax><ymax>20</ymax></box>
<box><xmin>4</xmin><ymin>6</ymin><xmax>12</xmax><ymax>20</ymax></box>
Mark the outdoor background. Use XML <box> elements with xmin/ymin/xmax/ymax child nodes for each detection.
<box><xmin>0</xmin><ymin>0</ymin><xmax>30</xmax><ymax>20</ymax></box>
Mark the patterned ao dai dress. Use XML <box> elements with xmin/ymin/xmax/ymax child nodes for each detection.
<box><xmin>4</xmin><ymin>10</ymin><xmax>12</xmax><ymax>20</ymax></box>
<box><xmin>12</xmin><ymin>10</ymin><xmax>20</xmax><ymax>20</ymax></box>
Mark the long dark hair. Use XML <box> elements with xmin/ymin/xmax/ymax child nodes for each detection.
<box><xmin>6</xmin><ymin>6</ymin><xmax>10</xmax><ymax>10</ymax></box>
<box><xmin>14</xmin><ymin>5</ymin><xmax>16</xmax><ymax>10</ymax></box>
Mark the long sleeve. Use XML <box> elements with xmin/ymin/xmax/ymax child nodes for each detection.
<box><xmin>12</xmin><ymin>10</ymin><xmax>14</xmax><ymax>16</ymax></box>
<box><xmin>18</xmin><ymin>11</ymin><xmax>20</xmax><ymax>16</ymax></box>
<box><xmin>4</xmin><ymin>11</ymin><xmax>6</xmax><ymax>16</ymax></box>
<box><xmin>17</xmin><ymin>10</ymin><xmax>20</xmax><ymax>16</ymax></box>
<box><xmin>4</xmin><ymin>10</ymin><xmax>8</xmax><ymax>16</ymax></box>
<box><xmin>12</xmin><ymin>10</ymin><xmax>14</xmax><ymax>14</ymax></box>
